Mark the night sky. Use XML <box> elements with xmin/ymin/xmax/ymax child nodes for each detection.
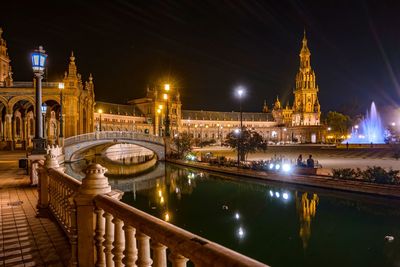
<box><xmin>1</xmin><ymin>1</ymin><xmax>400</xmax><ymax>119</ymax></box>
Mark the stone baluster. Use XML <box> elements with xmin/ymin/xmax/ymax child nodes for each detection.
<box><xmin>94</xmin><ymin>208</ymin><xmax>105</xmax><ymax>267</ymax></box>
<box><xmin>38</xmin><ymin>151</ymin><xmax>60</xmax><ymax>209</ymax></box>
<box><xmin>122</xmin><ymin>225</ymin><xmax>137</xmax><ymax>267</ymax></box>
<box><xmin>136</xmin><ymin>231</ymin><xmax>152</xmax><ymax>267</ymax></box>
<box><xmin>151</xmin><ymin>242</ymin><xmax>167</xmax><ymax>267</ymax></box>
<box><xmin>68</xmin><ymin>196</ymin><xmax>78</xmax><ymax>267</ymax></box>
<box><xmin>103</xmin><ymin>212</ymin><xmax>114</xmax><ymax>267</ymax></box>
<box><xmin>168</xmin><ymin>252</ymin><xmax>189</xmax><ymax>267</ymax></box>
<box><xmin>74</xmin><ymin>164</ymin><xmax>112</xmax><ymax>267</ymax></box>
<box><xmin>112</xmin><ymin>218</ymin><xmax>125</xmax><ymax>267</ymax></box>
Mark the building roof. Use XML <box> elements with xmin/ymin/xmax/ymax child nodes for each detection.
<box><xmin>95</xmin><ymin>101</ymin><xmax>145</xmax><ymax>117</ymax></box>
<box><xmin>182</xmin><ymin>110</ymin><xmax>273</xmax><ymax>122</ymax></box>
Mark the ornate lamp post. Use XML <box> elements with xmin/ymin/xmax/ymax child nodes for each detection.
<box><xmin>41</xmin><ymin>103</ymin><xmax>47</xmax><ymax>139</ymax></box>
<box><xmin>31</xmin><ymin>46</ymin><xmax>47</xmax><ymax>154</ymax></box>
<box><xmin>163</xmin><ymin>84</ymin><xmax>170</xmax><ymax>137</ymax></box>
<box><xmin>58</xmin><ymin>82</ymin><xmax>64</xmax><ymax>146</ymax></box>
<box><xmin>98</xmin><ymin>109</ymin><xmax>103</xmax><ymax>131</ymax></box>
<box><xmin>236</xmin><ymin>88</ymin><xmax>245</xmax><ymax>166</ymax></box>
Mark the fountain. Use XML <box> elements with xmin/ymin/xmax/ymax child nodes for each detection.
<box><xmin>343</xmin><ymin>102</ymin><xmax>385</xmax><ymax>144</ymax></box>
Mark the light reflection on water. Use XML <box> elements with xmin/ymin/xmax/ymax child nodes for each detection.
<box><xmin>67</xmin><ymin>154</ymin><xmax>400</xmax><ymax>267</ymax></box>
<box><xmin>119</xmin><ymin>165</ymin><xmax>400</xmax><ymax>267</ymax></box>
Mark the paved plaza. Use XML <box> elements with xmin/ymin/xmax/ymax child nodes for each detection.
<box><xmin>194</xmin><ymin>145</ymin><xmax>400</xmax><ymax>170</ymax></box>
<box><xmin>0</xmin><ymin>151</ymin><xmax>70</xmax><ymax>267</ymax></box>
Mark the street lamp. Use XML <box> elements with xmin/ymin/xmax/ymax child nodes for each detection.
<box><xmin>41</xmin><ymin>103</ymin><xmax>47</xmax><ymax>139</ymax></box>
<box><xmin>235</xmin><ymin>87</ymin><xmax>245</xmax><ymax>166</ymax></box>
<box><xmin>31</xmin><ymin>46</ymin><xmax>48</xmax><ymax>154</ymax></box>
<box><xmin>98</xmin><ymin>109</ymin><xmax>103</xmax><ymax>131</ymax></box>
<box><xmin>58</xmin><ymin>82</ymin><xmax>64</xmax><ymax>145</ymax></box>
<box><xmin>163</xmin><ymin>84</ymin><xmax>170</xmax><ymax>137</ymax></box>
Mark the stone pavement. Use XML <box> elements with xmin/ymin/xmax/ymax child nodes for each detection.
<box><xmin>0</xmin><ymin>151</ymin><xmax>71</xmax><ymax>267</ymax></box>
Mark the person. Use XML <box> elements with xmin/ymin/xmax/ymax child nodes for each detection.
<box><xmin>297</xmin><ymin>154</ymin><xmax>303</xmax><ymax>167</ymax></box>
<box><xmin>307</xmin><ymin>155</ymin><xmax>315</xmax><ymax>168</ymax></box>
<box><xmin>346</xmin><ymin>142</ymin><xmax>349</xmax><ymax>150</ymax></box>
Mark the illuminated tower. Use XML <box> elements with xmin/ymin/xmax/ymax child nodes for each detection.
<box><xmin>292</xmin><ymin>31</ymin><xmax>321</xmax><ymax>126</ymax></box>
<box><xmin>0</xmin><ymin>28</ymin><xmax>13</xmax><ymax>87</ymax></box>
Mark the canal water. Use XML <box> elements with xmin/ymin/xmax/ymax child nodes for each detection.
<box><xmin>68</xmin><ymin>155</ymin><xmax>400</xmax><ymax>267</ymax></box>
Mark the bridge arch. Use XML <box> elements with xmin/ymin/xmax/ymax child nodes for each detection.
<box><xmin>64</xmin><ymin>131</ymin><xmax>165</xmax><ymax>162</ymax></box>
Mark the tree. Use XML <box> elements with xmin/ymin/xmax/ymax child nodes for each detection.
<box><xmin>224</xmin><ymin>128</ymin><xmax>267</xmax><ymax>161</ymax></box>
<box><xmin>173</xmin><ymin>133</ymin><xmax>193</xmax><ymax>159</ymax></box>
<box><xmin>326</xmin><ymin>111</ymin><xmax>351</xmax><ymax>142</ymax></box>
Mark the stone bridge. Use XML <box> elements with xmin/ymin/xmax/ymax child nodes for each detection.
<box><xmin>64</xmin><ymin>131</ymin><xmax>165</xmax><ymax>162</ymax></box>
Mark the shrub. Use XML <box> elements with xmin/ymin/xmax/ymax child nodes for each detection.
<box><xmin>332</xmin><ymin>168</ymin><xmax>359</xmax><ymax>180</ymax></box>
<box><xmin>360</xmin><ymin>166</ymin><xmax>400</xmax><ymax>185</ymax></box>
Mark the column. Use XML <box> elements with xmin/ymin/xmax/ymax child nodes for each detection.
<box><xmin>74</xmin><ymin>164</ymin><xmax>112</xmax><ymax>267</ymax></box>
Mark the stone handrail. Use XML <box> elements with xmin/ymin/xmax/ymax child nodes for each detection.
<box><xmin>94</xmin><ymin>194</ymin><xmax>267</xmax><ymax>267</ymax></box>
<box><xmin>64</xmin><ymin>131</ymin><xmax>165</xmax><ymax>147</ymax></box>
<box><xmin>38</xmin><ymin>153</ymin><xmax>81</xmax><ymax>266</ymax></box>
<box><xmin>35</xmin><ymin>146</ymin><xmax>268</xmax><ymax>267</ymax></box>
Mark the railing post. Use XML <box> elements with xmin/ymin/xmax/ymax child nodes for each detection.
<box><xmin>38</xmin><ymin>152</ymin><xmax>60</xmax><ymax>209</ymax></box>
<box><xmin>74</xmin><ymin>164</ymin><xmax>112</xmax><ymax>267</ymax></box>
<box><xmin>168</xmin><ymin>252</ymin><xmax>189</xmax><ymax>267</ymax></box>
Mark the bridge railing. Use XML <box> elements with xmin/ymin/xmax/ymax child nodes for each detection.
<box><xmin>35</xmin><ymin>148</ymin><xmax>268</xmax><ymax>267</ymax></box>
<box><xmin>64</xmin><ymin>131</ymin><xmax>165</xmax><ymax>147</ymax></box>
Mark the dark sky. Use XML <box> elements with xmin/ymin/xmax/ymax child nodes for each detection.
<box><xmin>2</xmin><ymin>1</ymin><xmax>400</xmax><ymax>118</ymax></box>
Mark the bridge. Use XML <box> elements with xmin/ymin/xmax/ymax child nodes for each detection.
<box><xmin>64</xmin><ymin>131</ymin><xmax>166</xmax><ymax>162</ymax></box>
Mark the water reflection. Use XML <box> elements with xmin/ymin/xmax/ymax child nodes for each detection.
<box><xmin>296</xmin><ymin>192</ymin><xmax>319</xmax><ymax>249</ymax></box>
<box><xmin>68</xmin><ymin>162</ymin><xmax>400</xmax><ymax>267</ymax></box>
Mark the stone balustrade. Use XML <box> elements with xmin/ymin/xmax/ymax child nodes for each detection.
<box><xmin>35</xmin><ymin>147</ymin><xmax>268</xmax><ymax>267</ymax></box>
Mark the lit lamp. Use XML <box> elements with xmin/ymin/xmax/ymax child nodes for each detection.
<box><xmin>98</xmin><ymin>109</ymin><xmax>103</xmax><ymax>131</ymax></box>
<box><xmin>235</xmin><ymin>87</ymin><xmax>245</xmax><ymax>166</ymax></box>
<box><xmin>163</xmin><ymin>84</ymin><xmax>170</xmax><ymax>137</ymax></box>
<box><xmin>41</xmin><ymin>103</ymin><xmax>47</xmax><ymax>139</ymax></box>
<box><xmin>58</xmin><ymin>82</ymin><xmax>64</xmax><ymax>145</ymax></box>
<box><xmin>31</xmin><ymin>46</ymin><xmax>48</xmax><ymax>154</ymax></box>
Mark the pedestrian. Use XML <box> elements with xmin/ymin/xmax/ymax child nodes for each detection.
<box><xmin>346</xmin><ymin>142</ymin><xmax>349</xmax><ymax>150</ymax></box>
<box><xmin>307</xmin><ymin>155</ymin><xmax>314</xmax><ymax>168</ymax></box>
<box><xmin>297</xmin><ymin>154</ymin><xmax>303</xmax><ymax>167</ymax></box>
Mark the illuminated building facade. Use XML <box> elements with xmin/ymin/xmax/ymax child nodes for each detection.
<box><xmin>0</xmin><ymin>28</ymin><xmax>325</xmax><ymax>150</ymax></box>
<box><xmin>0</xmin><ymin>29</ymin><xmax>94</xmax><ymax>149</ymax></box>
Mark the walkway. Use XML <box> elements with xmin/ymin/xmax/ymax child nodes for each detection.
<box><xmin>0</xmin><ymin>151</ymin><xmax>70</xmax><ymax>267</ymax></box>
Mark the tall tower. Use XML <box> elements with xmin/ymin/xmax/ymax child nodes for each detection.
<box><xmin>292</xmin><ymin>31</ymin><xmax>321</xmax><ymax>126</ymax></box>
<box><xmin>0</xmin><ymin>28</ymin><xmax>12</xmax><ymax>87</ymax></box>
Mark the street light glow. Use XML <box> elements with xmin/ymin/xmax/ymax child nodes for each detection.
<box><xmin>98</xmin><ymin>109</ymin><xmax>103</xmax><ymax>114</ymax></box>
<box><xmin>164</xmin><ymin>84</ymin><xmax>170</xmax><ymax>91</ymax></box>
<box><xmin>58</xmin><ymin>82</ymin><xmax>64</xmax><ymax>90</ymax></box>
<box><xmin>163</xmin><ymin>93</ymin><xmax>168</xmax><ymax>100</ymax></box>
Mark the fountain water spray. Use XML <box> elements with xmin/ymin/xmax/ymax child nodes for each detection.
<box><xmin>343</xmin><ymin>102</ymin><xmax>385</xmax><ymax>144</ymax></box>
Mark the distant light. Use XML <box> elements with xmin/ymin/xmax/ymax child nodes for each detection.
<box><xmin>269</xmin><ymin>163</ymin><xmax>274</xmax><ymax>170</ymax></box>
<box><xmin>163</xmin><ymin>93</ymin><xmax>168</xmax><ymax>100</ymax></box>
<box><xmin>275</xmin><ymin>192</ymin><xmax>280</xmax><ymax>198</ymax></box>
<box><xmin>164</xmin><ymin>212</ymin><xmax>170</xmax><ymax>221</ymax></box>
<box><xmin>282</xmin><ymin>163</ymin><xmax>291</xmax><ymax>172</ymax></box>
<box><xmin>160</xmin><ymin>196</ymin><xmax>164</xmax><ymax>203</ymax></box>
<box><xmin>164</xmin><ymin>84</ymin><xmax>170</xmax><ymax>91</ymax></box>
<box><xmin>236</xmin><ymin>87</ymin><xmax>245</xmax><ymax>98</ymax></box>
<box><xmin>327</xmin><ymin>127</ymin><xmax>331</xmax><ymax>131</ymax></box>
<box><xmin>98</xmin><ymin>109</ymin><xmax>103</xmax><ymax>114</ymax></box>
<box><xmin>234</xmin><ymin>128</ymin><xmax>240</xmax><ymax>134</ymax></box>
<box><xmin>158</xmin><ymin>104</ymin><xmax>163</xmax><ymax>109</ymax></box>
<box><xmin>275</xmin><ymin>164</ymin><xmax>280</xmax><ymax>170</ymax></box>
<box><xmin>41</xmin><ymin>103</ymin><xmax>47</xmax><ymax>113</ymax></box>
<box><xmin>354</xmin><ymin>125</ymin><xmax>359</xmax><ymax>129</ymax></box>
<box><xmin>282</xmin><ymin>192</ymin><xmax>289</xmax><ymax>200</ymax></box>
<box><xmin>158</xmin><ymin>190</ymin><xmax>162</xmax><ymax>197</ymax></box>
<box><xmin>188</xmin><ymin>179</ymin><xmax>191</xmax><ymax>185</ymax></box>
<box><xmin>175</xmin><ymin>188</ymin><xmax>180</xmax><ymax>193</ymax></box>
<box><xmin>391</xmin><ymin>122</ymin><xmax>396</xmax><ymax>126</ymax></box>
<box><xmin>283</xmin><ymin>128</ymin><xmax>287</xmax><ymax>131</ymax></box>
<box><xmin>237</xmin><ymin>227</ymin><xmax>244</xmax><ymax>238</ymax></box>
<box><xmin>58</xmin><ymin>82</ymin><xmax>64</xmax><ymax>90</ymax></box>
<box><xmin>235</xmin><ymin>213</ymin><xmax>240</xmax><ymax>220</ymax></box>
<box><xmin>269</xmin><ymin>190</ymin><xmax>274</xmax><ymax>197</ymax></box>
